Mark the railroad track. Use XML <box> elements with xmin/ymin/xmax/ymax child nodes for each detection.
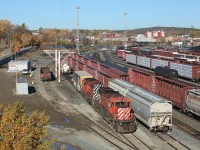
<box><xmin>121</xmin><ymin>133</ymin><xmax>153</xmax><ymax>150</ymax></box>
<box><xmin>42</xmin><ymin>80</ymin><xmax>143</xmax><ymax>150</ymax></box>
<box><xmin>156</xmin><ymin>132</ymin><xmax>191</xmax><ymax>150</ymax></box>
<box><xmin>173</xmin><ymin>117</ymin><xmax>200</xmax><ymax>141</ymax></box>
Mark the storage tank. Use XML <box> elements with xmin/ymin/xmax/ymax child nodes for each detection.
<box><xmin>154</xmin><ymin>66</ymin><xmax>178</xmax><ymax>80</ymax></box>
<box><xmin>61</xmin><ymin>62</ymin><xmax>70</xmax><ymax>74</ymax></box>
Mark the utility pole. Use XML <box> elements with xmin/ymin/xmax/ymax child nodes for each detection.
<box><xmin>191</xmin><ymin>26</ymin><xmax>194</xmax><ymax>48</ymax></box>
<box><xmin>124</xmin><ymin>12</ymin><xmax>128</xmax><ymax>49</ymax></box>
<box><xmin>76</xmin><ymin>6</ymin><xmax>80</xmax><ymax>54</ymax></box>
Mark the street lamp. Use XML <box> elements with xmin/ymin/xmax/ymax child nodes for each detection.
<box><xmin>76</xmin><ymin>6</ymin><xmax>80</xmax><ymax>54</ymax></box>
<box><xmin>191</xmin><ymin>26</ymin><xmax>194</xmax><ymax>48</ymax></box>
<box><xmin>124</xmin><ymin>12</ymin><xmax>128</xmax><ymax>49</ymax></box>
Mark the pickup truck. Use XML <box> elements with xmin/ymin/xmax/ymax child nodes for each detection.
<box><xmin>22</xmin><ymin>69</ymin><xmax>30</xmax><ymax>75</ymax></box>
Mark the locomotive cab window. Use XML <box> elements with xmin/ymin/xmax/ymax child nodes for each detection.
<box><xmin>115</xmin><ymin>101</ymin><xmax>126</xmax><ymax>108</ymax></box>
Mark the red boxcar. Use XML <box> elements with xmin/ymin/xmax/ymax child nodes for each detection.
<box><xmin>128</xmin><ymin>68</ymin><xmax>156</xmax><ymax>93</ymax></box>
<box><xmin>83</xmin><ymin>57</ymin><xmax>90</xmax><ymax>66</ymax></box>
<box><xmin>97</xmin><ymin>71</ymin><xmax>111</xmax><ymax>87</ymax></box>
<box><xmin>85</xmin><ymin>66</ymin><xmax>96</xmax><ymax>77</ymax></box>
<box><xmin>78</xmin><ymin>55</ymin><xmax>83</xmax><ymax>62</ymax></box>
<box><xmin>74</xmin><ymin>53</ymin><xmax>79</xmax><ymax>61</ymax></box>
<box><xmin>155</xmin><ymin>77</ymin><xmax>195</xmax><ymax>109</ymax></box>
<box><xmin>90</xmin><ymin>60</ymin><xmax>98</xmax><ymax>69</ymax></box>
<box><xmin>77</xmin><ymin>62</ymin><xmax>86</xmax><ymax>71</ymax></box>
<box><xmin>98</xmin><ymin>63</ymin><xmax>110</xmax><ymax>75</ymax></box>
<box><xmin>117</xmin><ymin>50</ymin><xmax>126</xmax><ymax>58</ymax></box>
<box><xmin>108</xmin><ymin>68</ymin><xmax>129</xmax><ymax>81</ymax></box>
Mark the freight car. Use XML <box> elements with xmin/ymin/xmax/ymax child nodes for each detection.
<box><xmin>40</xmin><ymin>67</ymin><xmax>51</xmax><ymax>81</ymax></box>
<box><xmin>73</xmin><ymin>71</ymin><xmax>137</xmax><ymax>133</ymax></box>
<box><xmin>66</xmin><ymin>53</ymin><xmax>200</xmax><ymax>117</ymax></box>
<box><xmin>0</xmin><ymin>47</ymin><xmax>32</xmax><ymax>67</ymax></box>
<box><xmin>154</xmin><ymin>66</ymin><xmax>178</xmax><ymax>80</ymax></box>
<box><xmin>125</xmin><ymin>53</ymin><xmax>200</xmax><ymax>81</ymax></box>
<box><xmin>128</xmin><ymin>68</ymin><xmax>200</xmax><ymax>117</ymax></box>
<box><xmin>108</xmin><ymin>79</ymin><xmax>172</xmax><ymax>132</ymax></box>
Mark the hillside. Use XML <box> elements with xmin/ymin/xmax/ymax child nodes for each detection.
<box><xmin>115</xmin><ymin>26</ymin><xmax>200</xmax><ymax>36</ymax></box>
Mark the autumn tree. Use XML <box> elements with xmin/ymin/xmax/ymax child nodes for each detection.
<box><xmin>0</xmin><ymin>102</ymin><xmax>53</xmax><ymax>150</ymax></box>
<box><xmin>0</xmin><ymin>20</ymin><xmax>12</xmax><ymax>46</ymax></box>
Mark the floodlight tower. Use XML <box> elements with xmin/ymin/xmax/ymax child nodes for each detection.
<box><xmin>76</xmin><ymin>6</ymin><xmax>80</xmax><ymax>54</ymax></box>
<box><xmin>191</xmin><ymin>26</ymin><xmax>194</xmax><ymax>48</ymax></box>
<box><xmin>124</xmin><ymin>12</ymin><xmax>128</xmax><ymax>49</ymax></box>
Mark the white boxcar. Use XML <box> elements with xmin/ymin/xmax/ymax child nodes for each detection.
<box><xmin>137</xmin><ymin>56</ymin><xmax>151</xmax><ymax>68</ymax></box>
<box><xmin>126</xmin><ymin>54</ymin><xmax>137</xmax><ymax>64</ymax></box>
<box><xmin>108</xmin><ymin>79</ymin><xmax>172</xmax><ymax>132</ymax></box>
<box><xmin>151</xmin><ymin>58</ymin><xmax>169</xmax><ymax>69</ymax></box>
<box><xmin>170</xmin><ymin>62</ymin><xmax>193</xmax><ymax>79</ymax></box>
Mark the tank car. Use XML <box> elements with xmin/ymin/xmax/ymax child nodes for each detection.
<box><xmin>154</xmin><ymin>66</ymin><xmax>178</xmax><ymax>80</ymax></box>
<box><xmin>108</xmin><ymin>79</ymin><xmax>173</xmax><ymax>132</ymax></box>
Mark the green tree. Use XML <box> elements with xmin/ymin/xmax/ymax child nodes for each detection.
<box><xmin>0</xmin><ymin>102</ymin><xmax>52</xmax><ymax>150</ymax></box>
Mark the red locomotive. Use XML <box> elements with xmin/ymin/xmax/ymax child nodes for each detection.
<box><xmin>75</xmin><ymin>73</ymin><xmax>137</xmax><ymax>133</ymax></box>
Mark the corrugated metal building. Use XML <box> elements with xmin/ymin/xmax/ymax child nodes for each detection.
<box><xmin>16</xmin><ymin>77</ymin><xmax>28</xmax><ymax>95</ymax></box>
<box><xmin>8</xmin><ymin>60</ymin><xmax>31</xmax><ymax>72</ymax></box>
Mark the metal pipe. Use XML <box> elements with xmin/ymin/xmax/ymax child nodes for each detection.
<box><xmin>55</xmin><ymin>50</ymin><xmax>58</xmax><ymax>78</ymax></box>
<box><xmin>58</xmin><ymin>50</ymin><xmax>61</xmax><ymax>82</ymax></box>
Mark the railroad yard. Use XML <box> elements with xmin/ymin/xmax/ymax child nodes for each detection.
<box><xmin>0</xmin><ymin>47</ymin><xmax>199</xmax><ymax>150</ymax></box>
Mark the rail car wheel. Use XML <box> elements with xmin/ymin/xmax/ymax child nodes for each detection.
<box><xmin>162</xmin><ymin>126</ymin><xmax>169</xmax><ymax>133</ymax></box>
<box><xmin>105</xmin><ymin>116</ymin><xmax>110</xmax><ymax>124</ymax></box>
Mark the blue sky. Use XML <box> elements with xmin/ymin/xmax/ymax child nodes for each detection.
<box><xmin>0</xmin><ymin>0</ymin><xmax>199</xmax><ymax>30</ymax></box>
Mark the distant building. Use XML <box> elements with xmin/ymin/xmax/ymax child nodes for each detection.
<box><xmin>135</xmin><ymin>34</ymin><xmax>156</xmax><ymax>42</ymax></box>
<box><xmin>145</xmin><ymin>30</ymin><xmax>165</xmax><ymax>38</ymax></box>
<box><xmin>32</xmin><ymin>30</ymin><xmax>39</xmax><ymax>36</ymax></box>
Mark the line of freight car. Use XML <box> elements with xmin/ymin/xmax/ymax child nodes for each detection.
<box><xmin>67</xmin><ymin>52</ymin><xmax>200</xmax><ymax>117</ymax></box>
<box><xmin>67</xmin><ymin>54</ymin><xmax>129</xmax><ymax>82</ymax></box>
<box><xmin>66</xmin><ymin>54</ymin><xmax>174</xmax><ymax>132</ymax></box>
<box><xmin>128</xmin><ymin>67</ymin><xmax>200</xmax><ymax>117</ymax></box>
<box><xmin>105</xmin><ymin>51</ymin><xmax>200</xmax><ymax>88</ymax></box>
<box><xmin>125</xmin><ymin>53</ymin><xmax>200</xmax><ymax>81</ymax></box>
<box><xmin>108</xmin><ymin>79</ymin><xmax>172</xmax><ymax>132</ymax></box>
<box><xmin>73</xmin><ymin>70</ymin><xmax>137</xmax><ymax>133</ymax></box>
